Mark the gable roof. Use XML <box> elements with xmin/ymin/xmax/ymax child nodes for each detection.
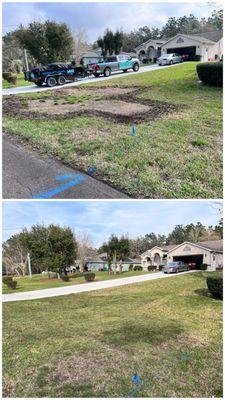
<box><xmin>167</xmin><ymin>240</ymin><xmax>223</xmax><ymax>254</ymax></box>
<box><xmin>191</xmin><ymin>30</ymin><xmax>223</xmax><ymax>42</ymax></box>
<box><xmin>162</xmin><ymin>33</ymin><xmax>215</xmax><ymax>47</ymax></box>
<box><xmin>196</xmin><ymin>240</ymin><xmax>223</xmax><ymax>252</ymax></box>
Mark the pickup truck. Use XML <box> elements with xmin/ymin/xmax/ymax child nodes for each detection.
<box><xmin>92</xmin><ymin>54</ymin><xmax>140</xmax><ymax>77</ymax></box>
<box><xmin>24</xmin><ymin>62</ymin><xmax>90</xmax><ymax>87</ymax></box>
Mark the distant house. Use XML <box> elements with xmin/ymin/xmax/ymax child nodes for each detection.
<box><xmin>84</xmin><ymin>253</ymin><xmax>142</xmax><ymax>272</ymax></box>
<box><xmin>135</xmin><ymin>30</ymin><xmax>223</xmax><ymax>62</ymax></box>
<box><xmin>141</xmin><ymin>240</ymin><xmax>223</xmax><ymax>271</ymax></box>
<box><xmin>80</xmin><ymin>50</ymin><xmax>103</xmax><ymax>66</ymax></box>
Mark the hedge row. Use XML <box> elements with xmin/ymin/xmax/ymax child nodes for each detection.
<box><xmin>196</xmin><ymin>62</ymin><xmax>223</xmax><ymax>87</ymax></box>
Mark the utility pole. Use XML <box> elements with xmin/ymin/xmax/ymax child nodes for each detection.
<box><xmin>27</xmin><ymin>253</ymin><xmax>32</xmax><ymax>278</ymax></box>
<box><xmin>24</xmin><ymin>48</ymin><xmax>29</xmax><ymax>70</ymax></box>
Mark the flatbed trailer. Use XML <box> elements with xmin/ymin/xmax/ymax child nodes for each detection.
<box><xmin>24</xmin><ymin>62</ymin><xmax>92</xmax><ymax>87</ymax></box>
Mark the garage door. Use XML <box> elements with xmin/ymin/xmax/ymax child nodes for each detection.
<box><xmin>167</xmin><ymin>46</ymin><xmax>196</xmax><ymax>61</ymax></box>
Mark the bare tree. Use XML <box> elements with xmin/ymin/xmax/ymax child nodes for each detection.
<box><xmin>77</xmin><ymin>232</ymin><xmax>95</xmax><ymax>272</ymax></box>
<box><xmin>72</xmin><ymin>28</ymin><xmax>90</xmax><ymax>63</ymax></box>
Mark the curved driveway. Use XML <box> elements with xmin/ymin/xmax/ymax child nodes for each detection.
<box><xmin>3</xmin><ymin>270</ymin><xmax>196</xmax><ymax>303</ymax></box>
<box><xmin>3</xmin><ymin>63</ymin><xmax>183</xmax><ymax>96</ymax></box>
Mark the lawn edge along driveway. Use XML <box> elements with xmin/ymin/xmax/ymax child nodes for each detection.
<box><xmin>3</xmin><ymin>270</ymin><xmax>197</xmax><ymax>302</ymax></box>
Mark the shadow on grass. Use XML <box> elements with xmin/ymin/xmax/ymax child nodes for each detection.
<box><xmin>194</xmin><ymin>288</ymin><xmax>211</xmax><ymax>298</ymax></box>
<box><xmin>103</xmin><ymin>319</ymin><xmax>183</xmax><ymax>346</ymax></box>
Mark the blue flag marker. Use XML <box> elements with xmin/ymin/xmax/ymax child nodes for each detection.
<box><xmin>132</xmin><ymin>373</ymin><xmax>139</xmax><ymax>385</ymax></box>
<box><xmin>33</xmin><ymin>173</ymin><xmax>86</xmax><ymax>199</ymax></box>
<box><xmin>130</xmin><ymin>125</ymin><xmax>137</xmax><ymax>136</ymax></box>
<box><xmin>87</xmin><ymin>166</ymin><xmax>97</xmax><ymax>175</ymax></box>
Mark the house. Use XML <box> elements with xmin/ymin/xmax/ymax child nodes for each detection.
<box><xmin>141</xmin><ymin>240</ymin><xmax>223</xmax><ymax>271</ymax></box>
<box><xmin>80</xmin><ymin>50</ymin><xmax>103</xmax><ymax>66</ymax></box>
<box><xmin>84</xmin><ymin>253</ymin><xmax>142</xmax><ymax>272</ymax></box>
<box><xmin>135</xmin><ymin>30</ymin><xmax>223</xmax><ymax>62</ymax></box>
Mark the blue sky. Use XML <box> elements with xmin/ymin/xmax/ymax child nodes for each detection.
<box><xmin>2</xmin><ymin>200</ymin><xmax>222</xmax><ymax>247</ymax></box>
<box><xmin>2</xmin><ymin>2</ymin><xmax>221</xmax><ymax>41</ymax></box>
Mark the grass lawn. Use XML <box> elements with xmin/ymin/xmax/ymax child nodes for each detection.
<box><xmin>3</xmin><ymin>63</ymin><xmax>222</xmax><ymax>198</ymax></box>
<box><xmin>3</xmin><ymin>270</ymin><xmax>153</xmax><ymax>294</ymax></box>
<box><xmin>3</xmin><ymin>73</ymin><xmax>33</xmax><ymax>88</ymax></box>
<box><xmin>3</xmin><ymin>272</ymin><xmax>222</xmax><ymax>397</ymax></box>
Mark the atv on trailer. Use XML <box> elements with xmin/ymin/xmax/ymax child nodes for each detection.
<box><xmin>24</xmin><ymin>62</ymin><xmax>92</xmax><ymax>87</ymax></box>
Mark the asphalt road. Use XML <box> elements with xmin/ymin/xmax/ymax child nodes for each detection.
<box><xmin>3</xmin><ymin>135</ymin><xmax>128</xmax><ymax>199</ymax></box>
<box><xmin>3</xmin><ymin>63</ymin><xmax>182</xmax><ymax>96</ymax></box>
<box><xmin>2</xmin><ymin>270</ymin><xmax>196</xmax><ymax>302</ymax></box>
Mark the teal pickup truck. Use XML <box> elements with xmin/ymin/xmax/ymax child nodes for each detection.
<box><xmin>91</xmin><ymin>54</ymin><xmax>140</xmax><ymax>77</ymax></box>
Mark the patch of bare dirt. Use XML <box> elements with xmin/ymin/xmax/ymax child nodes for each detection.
<box><xmin>3</xmin><ymin>86</ymin><xmax>180</xmax><ymax>124</ymax></box>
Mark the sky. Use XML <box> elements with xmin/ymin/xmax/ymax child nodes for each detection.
<box><xmin>2</xmin><ymin>200</ymin><xmax>222</xmax><ymax>247</ymax></box>
<box><xmin>2</xmin><ymin>2</ymin><xmax>222</xmax><ymax>41</ymax></box>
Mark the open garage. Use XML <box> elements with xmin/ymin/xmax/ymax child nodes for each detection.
<box><xmin>166</xmin><ymin>46</ymin><xmax>196</xmax><ymax>60</ymax></box>
<box><xmin>173</xmin><ymin>254</ymin><xmax>203</xmax><ymax>269</ymax></box>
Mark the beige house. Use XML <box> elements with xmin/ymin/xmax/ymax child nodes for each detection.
<box><xmin>135</xmin><ymin>31</ymin><xmax>223</xmax><ymax>62</ymax></box>
<box><xmin>141</xmin><ymin>240</ymin><xmax>223</xmax><ymax>271</ymax></box>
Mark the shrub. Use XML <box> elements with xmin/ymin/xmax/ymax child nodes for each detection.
<box><xmin>129</xmin><ymin>264</ymin><xmax>133</xmax><ymax>271</ymax></box>
<box><xmin>3</xmin><ymin>72</ymin><xmax>12</xmax><ymax>81</ymax></box>
<box><xmin>68</xmin><ymin>273</ymin><xmax>83</xmax><ymax>279</ymax></box>
<box><xmin>207</xmin><ymin>273</ymin><xmax>223</xmax><ymax>300</ymax></box>
<box><xmin>60</xmin><ymin>274</ymin><xmax>70</xmax><ymax>282</ymax></box>
<box><xmin>7</xmin><ymin>76</ymin><xmax>17</xmax><ymax>85</ymax></box>
<box><xmin>196</xmin><ymin>62</ymin><xmax>223</xmax><ymax>87</ymax></box>
<box><xmin>3</xmin><ymin>275</ymin><xmax>14</xmax><ymax>285</ymax></box>
<box><xmin>200</xmin><ymin>264</ymin><xmax>208</xmax><ymax>271</ymax></box>
<box><xmin>7</xmin><ymin>281</ymin><xmax>17</xmax><ymax>290</ymax></box>
<box><xmin>133</xmin><ymin>265</ymin><xmax>142</xmax><ymax>271</ymax></box>
<box><xmin>84</xmin><ymin>272</ymin><xmax>95</xmax><ymax>282</ymax></box>
<box><xmin>147</xmin><ymin>265</ymin><xmax>157</xmax><ymax>271</ymax></box>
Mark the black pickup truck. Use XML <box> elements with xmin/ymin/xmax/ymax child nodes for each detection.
<box><xmin>24</xmin><ymin>62</ymin><xmax>91</xmax><ymax>87</ymax></box>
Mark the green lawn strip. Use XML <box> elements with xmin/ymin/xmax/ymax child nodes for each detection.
<box><xmin>3</xmin><ymin>272</ymin><xmax>222</xmax><ymax>397</ymax></box>
<box><xmin>3</xmin><ymin>73</ymin><xmax>33</xmax><ymax>88</ymax></box>
<box><xmin>3</xmin><ymin>63</ymin><xmax>222</xmax><ymax>198</ymax></box>
<box><xmin>3</xmin><ymin>270</ymin><xmax>153</xmax><ymax>294</ymax></box>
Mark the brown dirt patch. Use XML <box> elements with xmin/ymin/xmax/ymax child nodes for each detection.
<box><xmin>3</xmin><ymin>86</ymin><xmax>179</xmax><ymax>124</ymax></box>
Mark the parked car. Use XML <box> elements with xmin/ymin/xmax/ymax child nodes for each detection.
<box><xmin>157</xmin><ymin>53</ymin><xmax>183</xmax><ymax>66</ymax></box>
<box><xmin>163</xmin><ymin>261</ymin><xmax>189</xmax><ymax>274</ymax></box>
<box><xmin>92</xmin><ymin>54</ymin><xmax>140</xmax><ymax>77</ymax></box>
<box><xmin>24</xmin><ymin>62</ymin><xmax>90</xmax><ymax>87</ymax></box>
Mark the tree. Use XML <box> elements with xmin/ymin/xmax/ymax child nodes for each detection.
<box><xmin>3</xmin><ymin>232</ymin><xmax>29</xmax><ymax>276</ymax></box>
<box><xmin>114</xmin><ymin>30</ymin><xmax>124</xmax><ymax>54</ymax></box>
<box><xmin>103</xmin><ymin>29</ymin><xmax>115</xmax><ymax>56</ymax></box>
<box><xmin>15</xmin><ymin>20</ymin><xmax>73</xmax><ymax>64</ymax></box>
<box><xmin>77</xmin><ymin>232</ymin><xmax>95</xmax><ymax>272</ymax></box>
<box><xmin>214</xmin><ymin>218</ymin><xmax>223</xmax><ymax>239</ymax></box>
<box><xmin>3</xmin><ymin>32</ymin><xmax>25</xmax><ymax>72</ymax></box>
<box><xmin>2</xmin><ymin>224</ymin><xmax>77</xmax><ymax>277</ymax></box>
<box><xmin>207</xmin><ymin>9</ymin><xmax>223</xmax><ymax>30</ymax></box>
<box><xmin>99</xmin><ymin>234</ymin><xmax>130</xmax><ymax>274</ymax></box>
<box><xmin>73</xmin><ymin>28</ymin><xmax>90</xmax><ymax>63</ymax></box>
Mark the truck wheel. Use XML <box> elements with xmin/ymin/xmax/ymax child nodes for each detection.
<box><xmin>57</xmin><ymin>75</ymin><xmax>66</xmax><ymax>85</ymax></box>
<box><xmin>46</xmin><ymin>76</ymin><xmax>57</xmax><ymax>87</ymax></box>
<box><xmin>93</xmin><ymin>73</ymin><xmax>100</xmax><ymax>77</ymax></box>
<box><xmin>104</xmin><ymin>67</ymin><xmax>111</xmax><ymax>77</ymax></box>
<box><xmin>123</xmin><ymin>69</ymin><xmax>128</xmax><ymax>73</ymax></box>
<box><xmin>133</xmin><ymin>63</ymin><xmax>139</xmax><ymax>72</ymax></box>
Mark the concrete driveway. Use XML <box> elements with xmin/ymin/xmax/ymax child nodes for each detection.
<box><xmin>3</xmin><ymin>63</ymin><xmax>183</xmax><ymax>96</ymax></box>
<box><xmin>3</xmin><ymin>270</ymin><xmax>195</xmax><ymax>303</ymax></box>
